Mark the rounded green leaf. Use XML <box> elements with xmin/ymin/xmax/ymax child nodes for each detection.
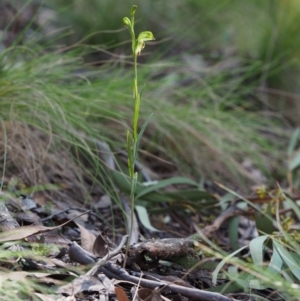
<box><xmin>273</xmin><ymin>241</ymin><xmax>300</xmax><ymax>280</ymax></box>
<box><xmin>135</xmin><ymin>205</ymin><xmax>160</xmax><ymax>232</ymax></box>
<box><xmin>212</xmin><ymin>245</ymin><xmax>248</xmax><ymax>285</ymax></box>
<box><xmin>249</xmin><ymin>235</ymin><xmax>268</xmax><ymax>266</ymax></box>
<box><xmin>289</xmin><ymin>150</ymin><xmax>300</xmax><ymax>171</ymax></box>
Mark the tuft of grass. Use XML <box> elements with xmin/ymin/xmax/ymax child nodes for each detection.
<box><xmin>0</xmin><ymin>38</ymin><xmax>291</xmax><ymax>196</ymax></box>
<box><xmin>0</xmin><ymin>44</ymin><xmax>119</xmax><ymax>204</ymax></box>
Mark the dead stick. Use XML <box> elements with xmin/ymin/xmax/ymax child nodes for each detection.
<box><xmin>101</xmin><ymin>262</ymin><xmax>238</xmax><ymax>301</ymax></box>
<box><xmin>86</xmin><ymin>234</ymin><xmax>128</xmax><ymax>276</ymax></box>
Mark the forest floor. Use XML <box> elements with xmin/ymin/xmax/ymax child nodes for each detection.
<box><xmin>1</xmin><ymin>2</ymin><xmax>300</xmax><ymax>301</ymax></box>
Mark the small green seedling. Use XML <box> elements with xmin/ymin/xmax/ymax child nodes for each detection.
<box><xmin>123</xmin><ymin>5</ymin><xmax>154</xmax><ymax>252</ymax></box>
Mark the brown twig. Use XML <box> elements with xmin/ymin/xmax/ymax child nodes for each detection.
<box><xmin>86</xmin><ymin>234</ymin><xmax>128</xmax><ymax>276</ymax></box>
<box><xmin>100</xmin><ymin>262</ymin><xmax>238</xmax><ymax>301</ymax></box>
<box><xmin>124</xmin><ymin>205</ymin><xmax>249</xmax><ymax>269</ymax></box>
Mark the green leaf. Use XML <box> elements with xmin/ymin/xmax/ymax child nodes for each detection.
<box><xmin>282</xmin><ymin>192</ymin><xmax>300</xmax><ymax>220</ymax></box>
<box><xmin>111</xmin><ymin>170</ymin><xmax>216</xmax><ymax>205</ymax></box>
<box><xmin>227</xmin><ymin>267</ymin><xmax>249</xmax><ymax>291</ymax></box>
<box><xmin>212</xmin><ymin>245</ymin><xmax>248</xmax><ymax>285</ymax></box>
<box><xmin>249</xmin><ymin>279</ymin><xmax>266</xmax><ymax>290</ymax></box>
<box><xmin>134</xmin><ymin>113</ymin><xmax>153</xmax><ymax>162</ymax></box>
<box><xmin>267</xmin><ymin>243</ymin><xmax>283</xmax><ymax>275</ymax></box>
<box><xmin>273</xmin><ymin>241</ymin><xmax>300</xmax><ymax>280</ymax></box>
<box><xmin>219</xmin><ymin>193</ymin><xmax>235</xmax><ymax>211</ymax></box>
<box><xmin>228</xmin><ymin>216</ymin><xmax>239</xmax><ymax>251</ymax></box>
<box><xmin>288</xmin><ymin>150</ymin><xmax>300</xmax><ymax>171</ymax></box>
<box><xmin>290</xmin><ymin>253</ymin><xmax>300</xmax><ymax>264</ymax></box>
<box><xmin>163</xmin><ymin>189</ymin><xmax>216</xmax><ymax>203</ymax></box>
<box><xmin>136</xmin><ymin>177</ymin><xmax>199</xmax><ymax>199</ymax></box>
<box><xmin>135</xmin><ymin>205</ymin><xmax>160</xmax><ymax>232</ymax></box>
<box><xmin>111</xmin><ymin>170</ymin><xmax>172</xmax><ymax>202</ymax></box>
<box><xmin>288</xmin><ymin>128</ymin><xmax>300</xmax><ymax>156</ymax></box>
<box><xmin>126</xmin><ymin>130</ymin><xmax>133</xmax><ymax>178</ymax></box>
<box><xmin>139</xmin><ymin>83</ymin><xmax>146</xmax><ymax>99</ymax></box>
<box><xmin>130</xmin><ymin>172</ymin><xmax>138</xmax><ymax>199</ymax></box>
<box><xmin>249</xmin><ymin>235</ymin><xmax>268</xmax><ymax>266</ymax></box>
<box><xmin>207</xmin><ymin>281</ymin><xmax>241</xmax><ymax>294</ymax></box>
<box><xmin>255</xmin><ymin>204</ymin><xmax>274</xmax><ymax>236</ymax></box>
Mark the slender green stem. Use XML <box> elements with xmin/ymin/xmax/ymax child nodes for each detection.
<box><xmin>122</xmin><ymin>5</ymin><xmax>154</xmax><ymax>268</ymax></box>
<box><xmin>123</xmin><ymin>8</ymin><xmax>138</xmax><ymax>267</ymax></box>
<box><xmin>133</xmin><ymin>55</ymin><xmax>139</xmax><ymax>143</ymax></box>
<box><xmin>127</xmin><ymin>22</ymin><xmax>138</xmax><ymax>262</ymax></box>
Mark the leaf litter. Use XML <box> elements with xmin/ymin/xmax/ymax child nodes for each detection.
<box><xmin>0</xmin><ymin>127</ymin><xmax>298</xmax><ymax>301</ymax></box>
<box><xmin>1</xmin><ymin>171</ymin><xmax>289</xmax><ymax>301</ymax></box>
<box><xmin>0</xmin><ymin>160</ymin><xmax>238</xmax><ymax>301</ymax></box>
<box><xmin>0</xmin><ymin>103</ymin><xmax>297</xmax><ymax>301</ymax></box>
<box><xmin>0</xmin><ymin>4</ymin><xmax>299</xmax><ymax>301</ymax></box>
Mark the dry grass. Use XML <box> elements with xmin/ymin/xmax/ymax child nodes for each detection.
<box><xmin>0</xmin><ymin>121</ymin><xmax>99</xmax><ymax>207</ymax></box>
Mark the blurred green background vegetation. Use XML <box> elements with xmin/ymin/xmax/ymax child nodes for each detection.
<box><xmin>50</xmin><ymin>0</ymin><xmax>300</xmax><ymax>92</ymax></box>
<box><xmin>2</xmin><ymin>0</ymin><xmax>300</xmax><ymax>195</ymax></box>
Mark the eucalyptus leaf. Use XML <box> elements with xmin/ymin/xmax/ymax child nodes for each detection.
<box><xmin>112</xmin><ymin>170</ymin><xmax>216</xmax><ymax>204</ymax></box>
<box><xmin>226</xmin><ymin>269</ymin><xmax>250</xmax><ymax>292</ymax></box>
<box><xmin>112</xmin><ymin>170</ymin><xmax>174</xmax><ymax>203</ymax></box>
<box><xmin>164</xmin><ymin>189</ymin><xmax>217</xmax><ymax>204</ymax></box>
<box><xmin>255</xmin><ymin>205</ymin><xmax>274</xmax><ymax>236</ymax></box>
<box><xmin>249</xmin><ymin>235</ymin><xmax>268</xmax><ymax>266</ymax></box>
<box><xmin>228</xmin><ymin>216</ymin><xmax>239</xmax><ymax>251</ymax></box>
<box><xmin>290</xmin><ymin>253</ymin><xmax>300</xmax><ymax>264</ymax></box>
<box><xmin>288</xmin><ymin>150</ymin><xmax>300</xmax><ymax>171</ymax></box>
<box><xmin>135</xmin><ymin>205</ymin><xmax>160</xmax><ymax>232</ymax></box>
<box><xmin>267</xmin><ymin>244</ymin><xmax>283</xmax><ymax>275</ymax></box>
<box><xmin>288</xmin><ymin>128</ymin><xmax>300</xmax><ymax>156</ymax></box>
<box><xmin>212</xmin><ymin>245</ymin><xmax>248</xmax><ymax>285</ymax></box>
<box><xmin>136</xmin><ymin>176</ymin><xmax>199</xmax><ymax>199</ymax></box>
<box><xmin>249</xmin><ymin>279</ymin><xmax>268</xmax><ymax>290</ymax></box>
<box><xmin>282</xmin><ymin>192</ymin><xmax>300</xmax><ymax>220</ymax></box>
<box><xmin>273</xmin><ymin>241</ymin><xmax>300</xmax><ymax>280</ymax></box>
<box><xmin>227</xmin><ymin>266</ymin><xmax>249</xmax><ymax>290</ymax></box>
<box><xmin>207</xmin><ymin>282</ymin><xmax>241</xmax><ymax>294</ymax></box>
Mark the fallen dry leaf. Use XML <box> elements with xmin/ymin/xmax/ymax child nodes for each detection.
<box><xmin>34</xmin><ymin>293</ymin><xmax>58</xmax><ymax>301</ymax></box>
<box><xmin>0</xmin><ymin>271</ymin><xmax>51</xmax><ymax>282</ymax></box>
<box><xmin>115</xmin><ymin>286</ymin><xmax>131</xmax><ymax>301</ymax></box>
<box><xmin>92</xmin><ymin>229</ymin><xmax>110</xmax><ymax>257</ymax></box>
<box><xmin>0</xmin><ymin>211</ymin><xmax>90</xmax><ymax>242</ymax></box>
<box><xmin>75</xmin><ymin>222</ymin><xmax>96</xmax><ymax>253</ymax></box>
<box><xmin>137</xmin><ymin>288</ymin><xmax>163</xmax><ymax>301</ymax></box>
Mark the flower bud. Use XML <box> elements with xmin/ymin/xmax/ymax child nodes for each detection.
<box><xmin>123</xmin><ymin>17</ymin><xmax>131</xmax><ymax>27</ymax></box>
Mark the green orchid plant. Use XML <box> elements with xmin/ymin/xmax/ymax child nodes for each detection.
<box><xmin>123</xmin><ymin>5</ymin><xmax>154</xmax><ymax>246</ymax></box>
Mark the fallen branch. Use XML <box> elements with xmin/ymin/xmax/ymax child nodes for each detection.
<box><xmin>126</xmin><ymin>204</ymin><xmax>246</xmax><ymax>269</ymax></box>
<box><xmin>100</xmin><ymin>262</ymin><xmax>238</xmax><ymax>301</ymax></box>
<box><xmin>86</xmin><ymin>235</ymin><xmax>129</xmax><ymax>276</ymax></box>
